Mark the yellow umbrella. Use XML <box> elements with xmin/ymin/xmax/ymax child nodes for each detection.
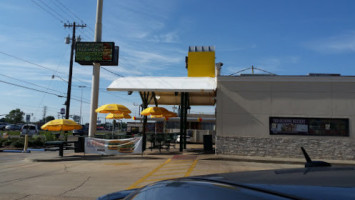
<box><xmin>96</xmin><ymin>104</ymin><xmax>131</xmax><ymax>114</ymax></box>
<box><xmin>106</xmin><ymin>113</ymin><xmax>131</xmax><ymax>119</ymax></box>
<box><xmin>41</xmin><ymin>119</ymin><xmax>82</xmax><ymax>131</ymax></box>
<box><xmin>151</xmin><ymin>111</ymin><xmax>178</xmax><ymax>118</ymax></box>
<box><xmin>141</xmin><ymin>107</ymin><xmax>177</xmax><ymax>135</ymax></box>
<box><xmin>141</xmin><ymin>107</ymin><xmax>170</xmax><ymax>116</ymax></box>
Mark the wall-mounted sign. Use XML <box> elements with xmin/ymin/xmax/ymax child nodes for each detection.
<box><xmin>269</xmin><ymin>117</ymin><xmax>349</xmax><ymax>136</ymax></box>
<box><xmin>75</xmin><ymin>42</ymin><xmax>118</xmax><ymax>66</ymax></box>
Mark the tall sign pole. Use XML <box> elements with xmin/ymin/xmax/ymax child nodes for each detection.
<box><xmin>88</xmin><ymin>0</ymin><xmax>103</xmax><ymax>137</ymax></box>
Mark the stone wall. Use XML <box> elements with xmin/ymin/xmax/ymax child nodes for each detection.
<box><xmin>216</xmin><ymin>136</ymin><xmax>355</xmax><ymax>160</ymax></box>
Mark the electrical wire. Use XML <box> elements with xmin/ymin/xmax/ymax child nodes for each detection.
<box><xmin>37</xmin><ymin>0</ymin><xmax>68</xmax><ymax>22</ymax></box>
<box><xmin>0</xmin><ymin>51</ymin><xmax>91</xmax><ymax>88</ymax></box>
<box><xmin>31</xmin><ymin>0</ymin><xmax>64</xmax><ymax>23</ymax></box>
<box><xmin>0</xmin><ymin>79</ymin><xmax>89</xmax><ymax>104</ymax></box>
<box><xmin>54</xmin><ymin>0</ymin><xmax>96</xmax><ymax>35</ymax></box>
<box><xmin>101</xmin><ymin>67</ymin><xmax>124</xmax><ymax>77</ymax></box>
<box><xmin>0</xmin><ymin>79</ymin><xmax>64</xmax><ymax>98</ymax></box>
<box><xmin>0</xmin><ymin>73</ymin><xmax>66</xmax><ymax>96</ymax></box>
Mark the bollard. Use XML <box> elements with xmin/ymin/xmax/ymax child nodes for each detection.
<box><xmin>23</xmin><ymin>134</ymin><xmax>28</xmax><ymax>152</ymax></box>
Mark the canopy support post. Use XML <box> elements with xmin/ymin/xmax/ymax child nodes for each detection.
<box><xmin>140</xmin><ymin>92</ymin><xmax>149</xmax><ymax>152</ymax></box>
<box><xmin>184</xmin><ymin>92</ymin><xmax>189</xmax><ymax>149</ymax></box>
<box><xmin>179</xmin><ymin>92</ymin><xmax>189</xmax><ymax>152</ymax></box>
<box><xmin>152</xmin><ymin>92</ymin><xmax>159</xmax><ymax>107</ymax></box>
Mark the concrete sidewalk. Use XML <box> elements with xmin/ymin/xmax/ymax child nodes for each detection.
<box><xmin>22</xmin><ymin>146</ymin><xmax>355</xmax><ymax>167</ymax></box>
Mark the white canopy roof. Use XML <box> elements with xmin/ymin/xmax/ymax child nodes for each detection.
<box><xmin>107</xmin><ymin>77</ymin><xmax>217</xmax><ymax>105</ymax></box>
<box><xmin>107</xmin><ymin>77</ymin><xmax>216</xmax><ymax>92</ymax></box>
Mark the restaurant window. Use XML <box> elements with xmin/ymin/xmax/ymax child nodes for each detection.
<box><xmin>269</xmin><ymin>117</ymin><xmax>349</xmax><ymax>136</ymax></box>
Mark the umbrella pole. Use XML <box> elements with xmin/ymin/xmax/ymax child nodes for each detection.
<box><xmin>111</xmin><ymin>119</ymin><xmax>113</xmax><ymax>139</ymax></box>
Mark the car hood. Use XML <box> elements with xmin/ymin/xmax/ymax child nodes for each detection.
<box><xmin>98</xmin><ymin>167</ymin><xmax>355</xmax><ymax>200</ymax></box>
<box><xmin>199</xmin><ymin>167</ymin><xmax>355</xmax><ymax>199</ymax></box>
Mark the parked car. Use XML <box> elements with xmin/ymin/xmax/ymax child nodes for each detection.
<box><xmin>20</xmin><ymin>124</ymin><xmax>39</xmax><ymax>136</ymax></box>
<box><xmin>5</xmin><ymin>124</ymin><xmax>21</xmax><ymax>131</ymax></box>
<box><xmin>73</xmin><ymin>125</ymin><xmax>88</xmax><ymax>136</ymax></box>
<box><xmin>0</xmin><ymin>122</ymin><xmax>8</xmax><ymax>130</ymax></box>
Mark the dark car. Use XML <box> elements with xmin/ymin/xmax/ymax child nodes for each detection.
<box><xmin>98</xmin><ymin>166</ymin><xmax>355</xmax><ymax>200</ymax></box>
<box><xmin>5</xmin><ymin>124</ymin><xmax>21</xmax><ymax>131</ymax></box>
<box><xmin>73</xmin><ymin>125</ymin><xmax>88</xmax><ymax>136</ymax></box>
<box><xmin>0</xmin><ymin>122</ymin><xmax>7</xmax><ymax>130</ymax></box>
<box><xmin>98</xmin><ymin>148</ymin><xmax>355</xmax><ymax>200</ymax></box>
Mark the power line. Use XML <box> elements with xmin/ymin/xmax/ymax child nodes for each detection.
<box><xmin>102</xmin><ymin>67</ymin><xmax>124</xmax><ymax>77</ymax></box>
<box><xmin>0</xmin><ymin>79</ymin><xmax>90</xmax><ymax>104</ymax></box>
<box><xmin>54</xmin><ymin>1</ymin><xmax>96</xmax><ymax>35</ymax></box>
<box><xmin>0</xmin><ymin>73</ymin><xmax>66</xmax><ymax>96</ymax></box>
<box><xmin>0</xmin><ymin>79</ymin><xmax>65</xmax><ymax>98</ymax></box>
<box><xmin>0</xmin><ymin>51</ymin><xmax>61</xmax><ymax>75</ymax></box>
<box><xmin>38</xmin><ymin>0</ymin><xmax>68</xmax><ymax>22</ymax></box>
<box><xmin>55</xmin><ymin>1</ymin><xmax>85</xmax><ymax>24</ymax></box>
<box><xmin>31</xmin><ymin>0</ymin><xmax>64</xmax><ymax>23</ymax></box>
<box><xmin>51</xmin><ymin>0</ymin><xmax>79</xmax><ymax>22</ymax></box>
<box><xmin>0</xmin><ymin>51</ymin><xmax>91</xmax><ymax>88</ymax></box>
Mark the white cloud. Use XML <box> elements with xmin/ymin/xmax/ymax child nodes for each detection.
<box><xmin>150</xmin><ymin>31</ymin><xmax>180</xmax><ymax>43</ymax></box>
<box><xmin>305</xmin><ymin>31</ymin><xmax>355</xmax><ymax>53</ymax></box>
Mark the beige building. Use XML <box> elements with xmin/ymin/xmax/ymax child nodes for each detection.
<box><xmin>216</xmin><ymin>75</ymin><xmax>355</xmax><ymax>160</ymax></box>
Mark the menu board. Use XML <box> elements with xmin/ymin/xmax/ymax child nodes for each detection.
<box><xmin>270</xmin><ymin>117</ymin><xmax>349</xmax><ymax>136</ymax></box>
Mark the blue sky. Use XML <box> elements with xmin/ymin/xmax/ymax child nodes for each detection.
<box><xmin>0</xmin><ymin>0</ymin><xmax>354</xmax><ymax>123</ymax></box>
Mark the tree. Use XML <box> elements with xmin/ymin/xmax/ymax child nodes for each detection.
<box><xmin>45</xmin><ymin>116</ymin><xmax>55</xmax><ymax>122</ymax></box>
<box><xmin>5</xmin><ymin>109</ymin><xmax>24</xmax><ymax>124</ymax></box>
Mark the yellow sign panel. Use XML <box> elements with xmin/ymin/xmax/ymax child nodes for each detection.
<box><xmin>187</xmin><ymin>51</ymin><xmax>215</xmax><ymax>77</ymax></box>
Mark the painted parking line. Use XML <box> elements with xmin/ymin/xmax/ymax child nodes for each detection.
<box><xmin>127</xmin><ymin>155</ymin><xmax>198</xmax><ymax>189</ymax></box>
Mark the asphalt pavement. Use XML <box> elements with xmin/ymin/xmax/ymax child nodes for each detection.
<box><xmin>1</xmin><ymin>145</ymin><xmax>355</xmax><ymax>200</ymax></box>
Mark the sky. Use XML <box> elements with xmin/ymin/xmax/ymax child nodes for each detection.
<box><xmin>0</xmin><ymin>0</ymin><xmax>354</xmax><ymax>124</ymax></box>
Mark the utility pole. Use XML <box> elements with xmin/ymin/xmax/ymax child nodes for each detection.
<box><xmin>64</xmin><ymin>22</ymin><xmax>86</xmax><ymax>120</ymax></box>
<box><xmin>89</xmin><ymin>0</ymin><xmax>103</xmax><ymax>137</ymax></box>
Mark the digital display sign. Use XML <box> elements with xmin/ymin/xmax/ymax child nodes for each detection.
<box><xmin>75</xmin><ymin>42</ymin><xmax>118</xmax><ymax>66</ymax></box>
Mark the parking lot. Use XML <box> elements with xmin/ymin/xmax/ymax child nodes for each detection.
<box><xmin>0</xmin><ymin>148</ymin><xmax>304</xmax><ymax>200</ymax></box>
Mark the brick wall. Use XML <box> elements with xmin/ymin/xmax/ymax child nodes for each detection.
<box><xmin>216</xmin><ymin>136</ymin><xmax>355</xmax><ymax>160</ymax></box>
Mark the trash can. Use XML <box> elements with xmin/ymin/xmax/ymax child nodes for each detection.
<box><xmin>74</xmin><ymin>136</ymin><xmax>85</xmax><ymax>153</ymax></box>
<box><xmin>203</xmin><ymin>135</ymin><xmax>213</xmax><ymax>153</ymax></box>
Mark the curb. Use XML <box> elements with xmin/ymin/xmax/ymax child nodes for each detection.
<box><xmin>0</xmin><ymin>149</ymin><xmax>31</xmax><ymax>153</ymax></box>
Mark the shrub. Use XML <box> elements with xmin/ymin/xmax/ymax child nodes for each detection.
<box><xmin>11</xmin><ymin>138</ymin><xmax>24</xmax><ymax>148</ymax></box>
<box><xmin>42</xmin><ymin>132</ymin><xmax>57</xmax><ymax>141</ymax></box>
<box><xmin>29</xmin><ymin>136</ymin><xmax>45</xmax><ymax>147</ymax></box>
<box><xmin>3</xmin><ymin>139</ymin><xmax>13</xmax><ymax>147</ymax></box>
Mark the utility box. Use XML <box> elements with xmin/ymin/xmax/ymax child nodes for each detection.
<box><xmin>187</xmin><ymin>46</ymin><xmax>215</xmax><ymax>77</ymax></box>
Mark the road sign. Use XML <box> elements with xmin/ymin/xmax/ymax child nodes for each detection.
<box><xmin>75</xmin><ymin>42</ymin><xmax>118</xmax><ymax>66</ymax></box>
